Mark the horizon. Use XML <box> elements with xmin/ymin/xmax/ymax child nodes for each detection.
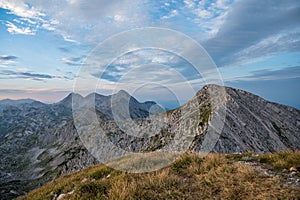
<box><xmin>0</xmin><ymin>0</ymin><xmax>299</xmax><ymax>109</ymax></box>
<box><xmin>1</xmin><ymin>83</ymin><xmax>299</xmax><ymax>110</ymax></box>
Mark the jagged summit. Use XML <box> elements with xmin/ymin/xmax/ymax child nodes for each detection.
<box><xmin>54</xmin><ymin>90</ymin><xmax>161</xmax><ymax>120</ymax></box>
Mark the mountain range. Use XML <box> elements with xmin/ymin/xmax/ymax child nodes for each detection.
<box><xmin>0</xmin><ymin>84</ymin><xmax>299</xmax><ymax>199</ymax></box>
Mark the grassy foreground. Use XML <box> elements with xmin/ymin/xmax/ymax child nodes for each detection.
<box><xmin>21</xmin><ymin>151</ymin><xmax>300</xmax><ymax>200</ymax></box>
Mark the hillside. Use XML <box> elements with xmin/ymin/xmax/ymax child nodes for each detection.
<box><xmin>20</xmin><ymin>151</ymin><xmax>300</xmax><ymax>200</ymax></box>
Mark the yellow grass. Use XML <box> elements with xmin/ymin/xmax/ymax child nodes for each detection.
<box><xmin>20</xmin><ymin>151</ymin><xmax>300</xmax><ymax>200</ymax></box>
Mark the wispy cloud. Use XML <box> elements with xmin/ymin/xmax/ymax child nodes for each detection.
<box><xmin>221</xmin><ymin>65</ymin><xmax>300</xmax><ymax>83</ymax></box>
<box><xmin>0</xmin><ymin>55</ymin><xmax>18</xmax><ymax>65</ymax></box>
<box><xmin>182</xmin><ymin>0</ymin><xmax>234</xmax><ymax>37</ymax></box>
<box><xmin>61</xmin><ymin>56</ymin><xmax>85</xmax><ymax>66</ymax></box>
<box><xmin>0</xmin><ymin>0</ymin><xmax>57</xmax><ymax>35</ymax></box>
<box><xmin>161</xmin><ymin>9</ymin><xmax>178</xmax><ymax>19</ymax></box>
<box><xmin>0</xmin><ymin>70</ymin><xmax>55</xmax><ymax>80</ymax></box>
<box><xmin>0</xmin><ymin>55</ymin><xmax>18</xmax><ymax>61</ymax></box>
<box><xmin>0</xmin><ymin>0</ymin><xmax>45</xmax><ymax>19</ymax></box>
<box><xmin>0</xmin><ymin>69</ymin><xmax>78</xmax><ymax>82</ymax></box>
<box><xmin>5</xmin><ymin>21</ymin><xmax>36</xmax><ymax>35</ymax></box>
<box><xmin>244</xmin><ymin>66</ymin><xmax>300</xmax><ymax>81</ymax></box>
<box><xmin>202</xmin><ymin>0</ymin><xmax>300</xmax><ymax>67</ymax></box>
<box><xmin>11</xmin><ymin>0</ymin><xmax>149</xmax><ymax>43</ymax></box>
<box><xmin>90</xmin><ymin>49</ymin><xmax>198</xmax><ymax>83</ymax></box>
<box><xmin>222</xmin><ymin>32</ymin><xmax>300</xmax><ymax>68</ymax></box>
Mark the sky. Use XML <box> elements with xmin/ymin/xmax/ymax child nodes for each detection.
<box><xmin>0</xmin><ymin>0</ymin><xmax>299</xmax><ymax>109</ymax></box>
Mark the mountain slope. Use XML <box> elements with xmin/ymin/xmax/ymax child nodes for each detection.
<box><xmin>0</xmin><ymin>85</ymin><xmax>299</xmax><ymax>199</ymax></box>
<box><xmin>192</xmin><ymin>84</ymin><xmax>300</xmax><ymax>153</ymax></box>
<box><xmin>20</xmin><ymin>152</ymin><xmax>300</xmax><ymax>200</ymax></box>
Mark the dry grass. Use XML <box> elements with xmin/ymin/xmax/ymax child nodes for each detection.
<box><xmin>256</xmin><ymin>151</ymin><xmax>300</xmax><ymax>170</ymax></box>
<box><xmin>20</xmin><ymin>152</ymin><xmax>300</xmax><ymax>200</ymax></box>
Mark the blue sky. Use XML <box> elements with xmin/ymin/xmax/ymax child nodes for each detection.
<box><xmin>0</xmin><ymin>0</ymin><xmax>299</xmax><ymax>109</ymax></box>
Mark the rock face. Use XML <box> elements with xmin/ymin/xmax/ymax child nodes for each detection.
<box><xmin>0</xmin><ymin>85</ymin><xmax>299</xmax><ymax>199</ymax></box>
<box><xmin>194</xmin><ymin>85</ymin><xmax>300</xmax><ymax>153</ymax></box>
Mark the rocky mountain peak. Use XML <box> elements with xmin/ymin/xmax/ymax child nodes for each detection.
<box><xmin>112</xmin><ymin>89</ymin><xmax>132</xmax><ymax>99</ymax></box>
<box><xmin>57</xmin><ymin>93</ymin><xmax>84</xmax><ymax>108</ymax></box>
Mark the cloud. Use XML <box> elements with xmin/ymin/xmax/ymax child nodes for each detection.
<box><xmin>244</xmin><ymin>66</ymin><xmax>300</xmax><ymax>81</ymax></box>
<box><xmin>202</xmin><ymin>0</ymin><xmax>300</xmax><ymax>67</ymax></box>
<box><xmin>0</xmin><ymin>0</ymin><xmax>231</xmax><ymax>43</ymax></box>
<box><xmin>224</xmin><ymin>32</ymin><xmax>300</xmax><ymax>67</ymax></box>
<box><xmin>0</xmin><ymin>55</ymin><xmax>18</xmax><ymax>65</ymax></box>
<box><xmin>61</xmin><ymin>56</ymin><xmax>85</xmax><ymax>66</ymax></box>
<box><xmin>90</xmin><ymin>49</ymin><xmax>199</xmax><ymax>83</ymax></box>
<box><xmin>162</xmin><ymin>10</ymin><xmax>178</xmax><ymax>19</ymax></box>
<box><xmin>5</xmin><ymin>21</ymin><xmax>36</xmax><ymax>35</ymax></box>
<box><xmin>181</xmin><ymin>0</ymin><xmax>234</xmax><ymax>37</ymax></box>
<box><xmin>221</xmin><ymin>65</ymin><xmax>300</xmax><ymax>83</ymax></box>
<box><xmin>0</xmin><ymin>70</ymin><xmax>55</xmax><ymax>80</ymax></box>
<box><xmin>86</xmin><ymin>48</ymin><xmax>204</xmax><ymax>101</ymax></box>
<box><xmin>0</xmin><ymin>55</ymin><xmax>18</xmax><ymax>61</ymax></box>
<box><xmin>0</xmin><ymin>0</ymin><xmax>57</xmax><ymax>35</ymax></box>
<box><xmin>22</xmin><ymin>0</ymin><xmax>149</xmax><ymax>43</ymax></box>
<box><xmin>0</xmin><ymin>0</ymin><xmax>45</xmax><ymax>19</ymax></box>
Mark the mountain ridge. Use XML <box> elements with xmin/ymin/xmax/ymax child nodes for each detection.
<box><xmin>0</xmin><ymin>84</ymin><xmax>299</xmax><ymax>199</ymax></box>
<box><xmin>1</xmin><ymin>85</ymin><xmax>299</xmax><ymax>111</ymax></box>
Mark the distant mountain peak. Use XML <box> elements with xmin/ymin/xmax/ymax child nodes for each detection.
<box><xmin>0</xmin><ymin>98</ymin><xmax>36</xmax><ymax>104</ymax></box>
<box><xmin>113</xmin><ymin>89</ymin><xmax>131</xmax><ymax>97</ymax></box>
<box><xmin>0</xmin><ymin>98</ymin><xmax>44</xmax><ymax>111</ymax></box>
<box><xmin>57</xmin><ymin>92</ymin><xmax>83</xmax><ymax>108</ymax></box>
<box><xmin>64</xmin><ymin>92</ymin><xmax>83</xmax><ymax>99</ymax></box>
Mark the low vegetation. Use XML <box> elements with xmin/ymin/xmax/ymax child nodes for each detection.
<box><xmin>21</xmin><ymin>151</ymin><xmax>300</xmax><ymax>200</ymax></box>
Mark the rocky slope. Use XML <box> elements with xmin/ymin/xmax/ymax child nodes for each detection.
<box><xmin>0</xmin><ymin>91</ymin><xmax>158</xmax><ymax>199</ymax></box>
<box><xmin>0</xmin><ymin>85</ymin><xmax>299</xmax><ymax>199</ymax></box>
<box><xmin>194</xmin><ymin>85</ymin><xmax>300</xmax><ymax>153</ymax></box>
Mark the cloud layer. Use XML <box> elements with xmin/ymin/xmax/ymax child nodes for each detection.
<box><xmin>202</xmin><ymin>0</ymin><xmax>300</xmax><ymax>67</ymax></box>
